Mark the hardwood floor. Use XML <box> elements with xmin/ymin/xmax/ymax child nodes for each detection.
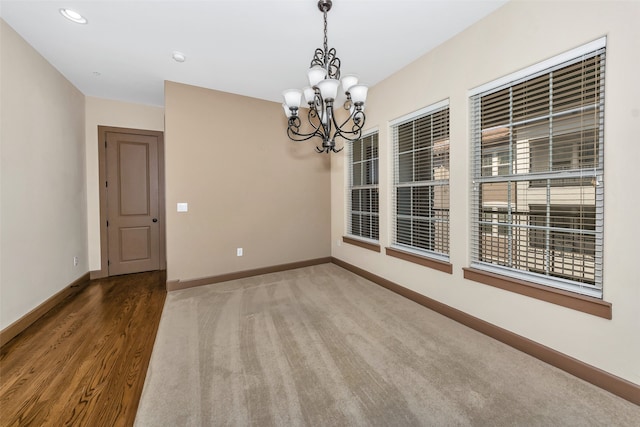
<box><xmin>0</xmin><ymin>271</ymin><xmax>166</xmax><ymax>427</ymax></box>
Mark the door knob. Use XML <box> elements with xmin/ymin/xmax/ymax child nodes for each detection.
<box><xmin>152</xmin><ymin>218</ymin><xmax>158</xmax><ymax>222</ymax></box>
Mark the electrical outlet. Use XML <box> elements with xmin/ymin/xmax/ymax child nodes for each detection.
<box><xmin>237</xmin><ymin>248</ymin><xmax>243</xmax><ymax>256</ymax></box>
<box><xmin>73</xmin><ymin>256</ymin><xmax>79</xmax><ymax>266</ymax></box>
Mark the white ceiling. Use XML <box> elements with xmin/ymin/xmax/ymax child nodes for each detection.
<box><xmin>0</xmin><ymin>0</ymin><xmax>508</xmax><ymax>107</ymax></box>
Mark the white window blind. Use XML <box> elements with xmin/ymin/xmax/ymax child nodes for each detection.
<box><xmin>347</xmin><ymin>132</ymin><xmax>379</xmax><ymax>241</ymax></box>
<box><xmin>469</xmin><ymin>41</ymin><xmax>605</xmax><ymax>297</ymax></box>
<box><xmin>392</xmin><ymin>102</ymin><xmax>450</xmax><ymax>259</ymax></box>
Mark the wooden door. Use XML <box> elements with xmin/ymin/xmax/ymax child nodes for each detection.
<box><xmin>105</xmin><ymin>130</ymin><xmax>161</xmax><ymax>275</ymax></box>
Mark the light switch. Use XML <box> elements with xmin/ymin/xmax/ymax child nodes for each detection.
<box><xmin>177</xmin><ymin>202</ymin><xmax>188</xmax><ymax>212</ymax></box>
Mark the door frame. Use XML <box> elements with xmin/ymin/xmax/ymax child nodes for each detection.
<box><xmin>96</xmin><ymin>126</ymin><xmax>166</xmax><ymax>278</ymax></box>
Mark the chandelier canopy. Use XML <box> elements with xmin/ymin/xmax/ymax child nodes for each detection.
<box><xmin>282</xmin><ymin>0</ymin><xmax>368</xmax><ymax>153</ymax></box>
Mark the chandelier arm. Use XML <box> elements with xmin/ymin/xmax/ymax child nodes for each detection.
<box><xmin>332</xmin><ymin>110</ymin><xmax>365</xmax><ymax>142</ymax></box>
<box><xmin>334</xmin><ymin>108</ymin><xmax>359</xmax><ymax>132</ymax></box>
<box><xmin>287</xmin><ymin>125</ymin><xmax>319</xmax><ymax>142</ymax></box>
<box><xmin>307</xmin><ymin>104</ymin><xmax>325</xmax><ymax>134</ymax></box>
<box><xmin>309</xmin><ymin>48</ymin><xmax>340</xmax><ymax>79</ymax></box>
<box><xmin>310</xmin><ymin>48</ymin><xmax>325</xmax><ymax>68</ymax></box>
<box><xmin>285</xmin><ymin>105</ymin><xmax>329</xmax><ymax>142</ymax></box>
<box><xmin>286</xmin><ymin>115</ymin><xmax>319</xmax><ymax>142</ymax></box>
<box><xmin>326</xmin><ymin>48</ymin><xmax>341</xmax><ymax>80</ymax></box>
<box><xmin>312</xmin><ymin>92</ymin><xmax>326</xmax><ymax>129</ymax></box>
<box><xmin>286</xmin><ymin>119</ymin><xmax>324</xmax><ymax>142</ymax></box>
<box><xmin>334</xmin><ymin>128</ymin><xmax>363</xmax><ymax>143</ymax></box>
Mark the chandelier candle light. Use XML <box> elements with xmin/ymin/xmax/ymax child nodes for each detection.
<box><xmin>283</xmin><ymin>0</ymin><xmax>368</xmax><ymax>153</ymax></box>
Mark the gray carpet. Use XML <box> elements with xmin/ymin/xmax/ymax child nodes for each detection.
<box><xmin>135</xmin><ymin>264</ymin><xmax>639</xmax><ymax>426</ymax></box>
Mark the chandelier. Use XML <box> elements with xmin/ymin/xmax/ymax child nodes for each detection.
<box><xmin>282</xmin><ymin>0</ymin><xmax>368</xmax><ymax>153</ymax></box>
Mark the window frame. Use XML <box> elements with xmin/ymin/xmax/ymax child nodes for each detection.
<box><xmin>390</xmin><ymin>100</ymin><xmax>451</xmax><ymax>263</ymax></box>
<box><xmin>346</xmin><ymin>130</ymin><xmax>380</xmax><ymax>245</ymax></box>
<box><xmin>469</xmin><ymin>38</ymin><xmax>606</xmax><ymax>299</ymax></box>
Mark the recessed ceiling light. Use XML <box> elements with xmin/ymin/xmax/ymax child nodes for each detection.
<box><xmin>60</xmin><ymin>8</ymin><xmax>88</xmax><ymax>24</ymax></box>
<box><xmin>172</xmin><ymin>51</ymin><xmax>186</xmax><ymax>63</ymax></box>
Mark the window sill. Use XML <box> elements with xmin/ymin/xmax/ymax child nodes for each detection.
<box><xmin>385</xmin><ymin>247</ymin><xmax>453</xmax><ymax>274</ymax></box>
<box><xmin>342</xmin><ymin>236</ymin><xmax>381</xmax><ymax>253</ymax></box>
<box><xmin>463</xmin><ymin>267</ymin><xmax>612</xmax><ymax>319</ymax></box>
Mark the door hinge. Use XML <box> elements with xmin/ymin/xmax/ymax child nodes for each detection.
<box><xmin>108</xmin><ymin>260</ymin><xmax>110</xmax><ymax>266</ymax></box>
<box><xmin>105</xmin><ymin>180</ymin><xmax>108</xmax><ymax>188</ymax></box>
<box><xmin>106</xmin><ymin>220</ymin><xmax>109</xmax><ymax>227</ymax></box>
<box><xmin>105</xmin><ymin>140</ymin><xmax>107</xmax><ymax>148</ymax></box>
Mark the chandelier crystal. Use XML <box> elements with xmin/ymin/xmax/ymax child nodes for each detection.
<box><xmin>282</xmin><ymin>0</ymin><xmax>368</xmax><ymax>153</ymax></box>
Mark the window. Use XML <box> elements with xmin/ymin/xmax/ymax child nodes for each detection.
<box><xmin>347</xmin><ymin>132</ymin><xmax>379</xmax><ymax>241</ymax></box>
<box><xmin>470</xmin><ymin>39</ymin><xmax>605</xmax><ymax>298</ymax></box>
<box><xmin>391</xmin><ymin>101</ymin><xmax>450</xmax><ymax>259</ymax></box>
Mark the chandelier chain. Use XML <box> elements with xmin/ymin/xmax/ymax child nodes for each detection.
<box><xmin>323</xmin><ymin>10</ymin><xmax>328</xmax><ymax>66</ymax></box>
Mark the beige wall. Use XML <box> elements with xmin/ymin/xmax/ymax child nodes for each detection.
<box><xmin>0</xmin><ymin>20</ymin><xmax>87</xmax><ymax>329</ymax></box>
<box><xmin>331</xmin><ymin>0</ymin><xmax>640</xmax><ymax>385</ymax></box>
<box><xmin>164</xmin><ymin>81</ymin><xmax>330</xmax><ymax>282</ymax></box>
<box><xmin>85</xmin><ymin>97</ymin><xmax>164</xmax><ymax>272</ymax></box>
